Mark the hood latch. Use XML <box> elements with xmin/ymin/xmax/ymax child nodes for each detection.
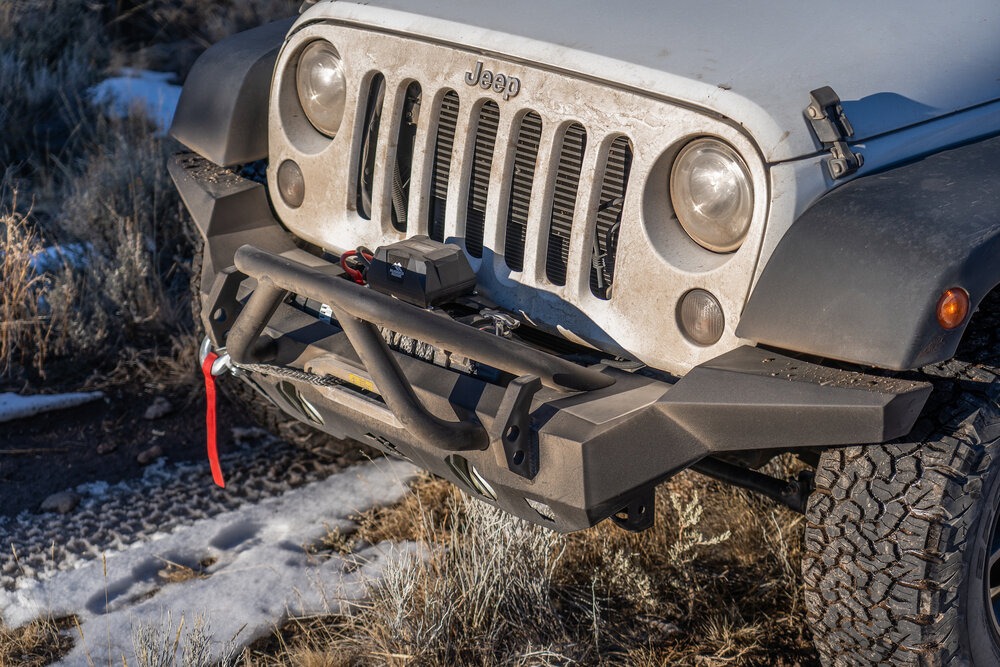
<box><xmin>805</xmin><ymin>86</ymin><xmax>864</xmax><ymax>179</ymax></box>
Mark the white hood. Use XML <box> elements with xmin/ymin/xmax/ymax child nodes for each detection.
<box><xmin>303</xmin><ymin>0</ymin><xmax>1000</xmax><ymax>162</ymax></box>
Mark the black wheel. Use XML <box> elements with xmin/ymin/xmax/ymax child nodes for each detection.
<box><xmin>803</xmin><ymin>297</ymin><xmax>1000</xmax><ymax>665</ymax></box>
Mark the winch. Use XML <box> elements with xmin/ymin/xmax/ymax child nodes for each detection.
<box><xmin>367</xmin><ymin>235</ymin><xmax>476</xmax><ymax>308</ymax></box>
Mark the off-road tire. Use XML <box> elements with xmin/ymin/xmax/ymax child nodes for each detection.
<box><xmin>803</xmin><ymin>302</ymin><xmax>1000</xmax><ymax>664</ymax></box>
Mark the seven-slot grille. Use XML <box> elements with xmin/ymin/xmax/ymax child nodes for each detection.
<box><xmin>356</xmin><ymin>76</ymin><xmax>633</xmax><ymax>300</ymax></box>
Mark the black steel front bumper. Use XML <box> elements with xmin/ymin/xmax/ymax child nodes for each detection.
<box><xmin>171</xmin><ymin>153</ymin><xmax>932</xmax><ymax>532</ymax></box>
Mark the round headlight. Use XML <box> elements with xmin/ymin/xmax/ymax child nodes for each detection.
<box><xmin>670</xmin><ymin>138</ymin><xmax>754</xmax><ymax>253</ymax></box>
<box><xmin>296</xmin><ymin>40</ymin><xmax>347</xmax><ymax>138</ymax></box>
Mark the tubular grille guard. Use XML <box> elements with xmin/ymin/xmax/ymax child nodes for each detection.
<box><xmin>225</xmin><ymin>244</ymin><xmax>614</xmax><ymax>469</ymax></box>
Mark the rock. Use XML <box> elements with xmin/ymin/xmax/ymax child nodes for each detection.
<box><xmin>143</xmin><ymin>396</ymin><xmax>173</xmax><ymax>420</ymax></box>
<box><xmin>137</xmin><ymin>445</ymin><xmax>163</xmax><ymax>466</ymax></box>
<box><xmin>40</xmin><ymin>491</ymin><xmax>80</xmax><ymax>514</ymax></box>
<box><xmin>96</xmin><ymin>442</ymin><xmax>117</xmax><ymax>455</ymax></box>
<box><xmin>640</xmin><ymin>616</ymin><xmax>684</xmax><ymax>639</ymax></box>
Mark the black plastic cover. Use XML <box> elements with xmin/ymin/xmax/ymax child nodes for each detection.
<box><xmin>170</xmin><ymin>19</ymin><xmax>293</xmax><ymax>166</ymax></box>
<box><xmin>738</xmin><ymin>134</ymin><xmax>1000</xmax><ymax>370</ymax></box>
<box><xmin>368</xmin><ymin>236</ymin><xmax>477</xmax><ymax>308</ymax></box>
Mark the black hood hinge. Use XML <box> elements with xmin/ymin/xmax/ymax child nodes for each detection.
<box><xmin>805</xmin><ymin>86</ymin><xmax>864</xmax><ymax>179</ymax></box>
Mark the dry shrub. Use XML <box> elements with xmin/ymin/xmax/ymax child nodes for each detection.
<box><xmin>354</xmin><ymin>493</ymin><xmax>567</xmax><ymax>665</ymax></box>
<box><xmin>0</xmin><ymin>0</ymin><xmax>108</xmax><ymax>171</ymax></box>
<box><xmin>43</xmin><ymin>110</ymin><xmax>195</xmax><ymax>366</ymax></box>
<box><xmin>0</xmin><ymin>181</ymin><xmax>71</xmax><ymax>377</ymax></box>
<box><xmin>253</xmin><ymin>467</ymin><xmax>816</xmax><ymax>666</ymax></box>
<box><xmin>563</xmin><ymin>465</ymin><xmax>812</xmax><ymax>665</ymax></box>
<box><xmin>106</xmin><ymin>0</ymin><xmax>301</xmax><ymax>77</ymax></box>
<box><xmin>130</xmin><ymin>612</ymin><xmax>242</xmax><ymax>667</ymax></box>
<box><xmin>249</xmin><ymin>477</ymin><xmax>572</xmax><ymax>666</ymax></box>
<box><xmin>109</xmin><ymin>0</ymin><xmax>301</xmax><ymax>46</ymax></box>
<box><xmin>0</xmin><ymin>0</ymin><xmax>107</xmax><ymax>67</ymax></box>
<box><xmin>0</xmin><ymin>616</ymin><xmax>75</xmax><ymax>667</ymax></box>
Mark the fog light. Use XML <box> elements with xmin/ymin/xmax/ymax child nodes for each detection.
<box><xmin>277</xmin><ymin>159</ymin><xmax>305</xmax><ymax>208</ymax></box>
<box><xmin>678</xmin><ymin>289</ymin><xmax>725</xmax><ymax>345</ymax></box>
<box><xmin>937</xmin><ymin>287</ymin><xmax>970</xmax><ymax>330</ymax></box>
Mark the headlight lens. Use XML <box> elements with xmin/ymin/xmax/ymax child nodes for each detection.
<box><xmin>670</xmin><ymin>138</ymin><xmax>753</xmax><ymax>252</ymax></box>
<box><xmin>296</xmin><ymin>40</ymin><xmax>347</xmax><ymax>138</ymax></box>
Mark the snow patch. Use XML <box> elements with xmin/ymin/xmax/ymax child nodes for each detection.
<box><xmin>74</xmin><ymin>480</ymin><xmax>112</xmax><ymax>499</ymax></box>
<box><xmin>0</xmin><ymin>391</ymin><xmax>104</xmax><ymax>424</ymax></box>
<box><xmin>29</xmin><ymin>243</ymin><xmax>89</xmax><ymax>274</ymax></box>
<box><xmin>89</xmin><ymin>68</ymin><xmax>181</xmax><ymax>135</ymax></box>
<box><xmin>0</xmin><ymin>458</ymin><xmax>418</xmax><ymax>665</ymax></box>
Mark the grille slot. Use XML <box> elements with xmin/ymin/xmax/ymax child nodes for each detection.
<box><xmin>356</xmin><ymin>73</ymin><xmax>386</xmax><ymax>220</ymax></box>
<box><xmin>504</xmin><ymin>112</ymin><xmax>543</xmax><ymax>272</ymax></box>
<box><xmin>464</xmin><ymin>101</ymin><xmax>500</xmax><ymax>259</ymax></box>
<box><xmin>590</xmin><ymin>136</ymin><xmax>633</xmax><ymax>299</ymax></box>
<box><xmin>391</xmin><ymin>81</ymin><xmax>422</xmax><ymax>232</ymax></box>
<box><xmin>428</xmin><ymin>90</ymin><xmax>460</xmax><ymax>242</ymax></box>
<box><xmin>545</xmin><ymin>123</ymin><xmax>587</xmax><ymax>286</ymax></box>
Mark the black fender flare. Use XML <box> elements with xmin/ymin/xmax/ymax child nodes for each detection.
<box><xmin>169</xmin><ymin>18</ymin><xmax>294</xmax><ymax>166</ymax></box>
<box><xmin>737</xmin><ymin>134</ymin><xmax>1000</xmax><ymax>370</ymax></box>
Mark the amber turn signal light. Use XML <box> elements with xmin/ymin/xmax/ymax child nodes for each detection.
<box><xmin>936</xmin><ymin>288</ymin><xmax>970</xmax><ymax>330</ymax></box>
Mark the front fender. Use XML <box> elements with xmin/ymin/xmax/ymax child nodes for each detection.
<box><xmin>169</xmin><ymin>18</ymin><xmax>294</xmax><ymax>166</ymax></box>
<box><xmin>737</xmin><ymin>134</ymin><xmax>1000</xmax><ymax>370</ymax></box>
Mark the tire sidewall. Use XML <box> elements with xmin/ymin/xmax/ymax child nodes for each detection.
<box><xmin>964</xmin><ymin>437</ymin><xmax>1000</xmax><ymax>665</ymax></box>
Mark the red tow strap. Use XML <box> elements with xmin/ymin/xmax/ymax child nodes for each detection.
<box><xmin>201</xmin><ymin>351</ymin><xmax>226</xmax><ymax>488</ymax></box>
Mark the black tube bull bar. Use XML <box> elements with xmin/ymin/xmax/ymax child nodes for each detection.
<box><xmin>228</xmin><ymin>244</ymin><xmax>614</xmax><ymax>464</ymax></box>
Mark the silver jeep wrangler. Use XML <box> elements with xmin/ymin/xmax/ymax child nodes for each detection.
<box><xmin>168</xmin><ymin>1</ymin><xmax>1000</xmax><ymax>662</ymax></box>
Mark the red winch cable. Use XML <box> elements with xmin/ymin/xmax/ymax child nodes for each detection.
<box><xmin>340</xmin><ymin>250</ymin><xmax>365</xmax><ymax>284</ymax></box>
<box><xmin>200</xmin><ymin>351</ymin><xmax>226</xmax><ymax>488</ymax></box>
<box><xmin>340</xmin><ymin>248</ymin><xmax>373</xmax><ymax>285</ymax></box>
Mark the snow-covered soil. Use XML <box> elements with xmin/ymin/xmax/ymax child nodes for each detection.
<box><xmin>0</xmin><ymin>66</ymin><xmax>423</xmax><ymax>664</ymax></box>
<box><xmin>1</xmin><ymin>429</ymin><xmax>417</xmax><ymax>663</ymax></box>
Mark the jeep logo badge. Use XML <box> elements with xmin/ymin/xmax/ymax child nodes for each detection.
<box><xmin>464</xmin><ymin>61</ymin><xmax>521</xmax><ymax>101</ymax></box>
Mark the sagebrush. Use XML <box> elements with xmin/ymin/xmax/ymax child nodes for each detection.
<box><xmin>244</xmin><ymin>468</ymin><xmax>815</xmax><ymax>666</ymax></box>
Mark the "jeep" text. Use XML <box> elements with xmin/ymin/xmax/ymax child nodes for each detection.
<box><xmin>464</xmin><ymin>61</ymin><xmax>521</xmax><ymax>101</ymax></box>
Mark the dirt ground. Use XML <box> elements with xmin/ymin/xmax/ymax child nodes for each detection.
<box><xmin>0</xmin><ymin>379</ymin><xmax>246</xmax><ymax>520</ymax></box>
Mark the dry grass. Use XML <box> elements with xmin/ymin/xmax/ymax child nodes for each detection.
<box><xmin>1</xmin><ymin>108</ymin><xmax>200</xmax><ymax>388</ymax></box>
<box><xmin>0</xmin><ymin>616</ymin><xmax>76</xmax><ymax>667</ymax></box>
<box><xmin>0</xmin><ymin>0</ymin><xmax>299</xmax><ymax>389</ymax></box>
<box><xmin>243</xmin><ymin>466</ymin><xmax>816</xmax><ymax>666</ymax></box>
<box><xmin>48</xmin><ymin>111</ymin><xmax>195</xmax><ymax>360</ymax></box>
<box><xmin>0</xmin><ymin>0</ymin><xmax>108</xmax><ymax>173</ymax></box>
<box><xmin>109</xmin><ymin>0</ymin><xmax>301</xmax><ymax>47</ymax></box>
<box><xmin>0</xmin><ymin>0</ymin><xmax>200</xmax><ymax>389</ymax></box>
<box><xmin>104</xmin><ymin>0</ymin><xmax>301</xmax><ymax>79</ymax></box>
<box><xmin>130</xmin><ymin>612</ymin><xmax>242</xmax><ymax>667</ymax></box>
<box><xmin>0</xmin><ymin>182</ymin><xmax>71</xmax><ymax>378</ymax></box>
